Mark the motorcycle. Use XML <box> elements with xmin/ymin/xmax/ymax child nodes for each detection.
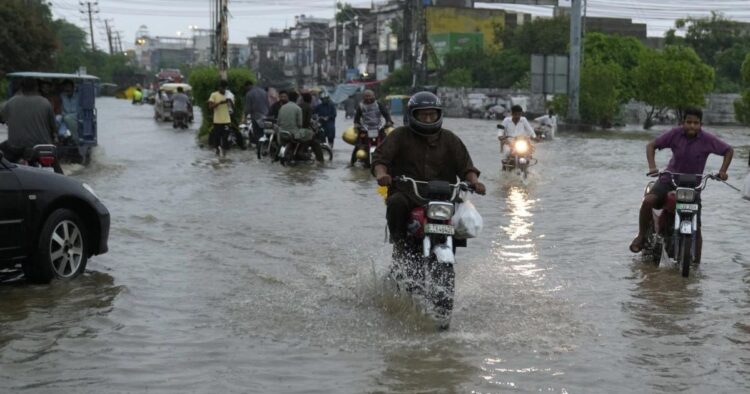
<box><xmin>499</xmin><ymin>135</ymin><xmax>535</xmax><ymax>180</ymax></box>
<box><xmin>642</xmin><ymin>171</ymin><xmax>716</xmax><ymax>277</ymax></box>
<box><xmin>255</xmin><ymin>118</ymin><xmax>280</xmax><ymax>160</ymax></box>
<box><xmin>225</xmin><ymin>124</ymin><xmax>248</xmax><ymax>151</ymax></box>
<box><xmin>0</xmin><ymin>143</ymin><xmax>63</xmax><ymax>174</ymax></box>
<box><xmin>277</xmin><ymin>117</ymin><xmax>333</xmax><ymax>166</ymax></box>
<box><xmin>172</xmin><ymin>111</ymin><xmax>189</xmax><ymax>129</ymax></box>
<box><xmin>534</xmin><ymin>124</ymin><xmax>552</xmax><ymax>141</ymax></box>
<box><xmin>389</xmin><ymin>175</ymin><xmax>475</xmax><ymax>329</ymax></box>
<box><xmin>352</xmin><ymin>124</ymin><xmax>386</xmax><ymax>168</ymax></box>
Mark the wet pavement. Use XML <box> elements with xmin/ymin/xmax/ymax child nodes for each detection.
<box><xmin>1</xmin><ymin>98</ymin><xmax>750</xmax><ymax>392</ymax></box>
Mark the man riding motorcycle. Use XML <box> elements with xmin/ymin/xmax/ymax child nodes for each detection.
<box><xmin>171</xmin><ymin>86</ymin><xmax>191</xmax><ymax>129</ymax></box>
<box><xmin>498</xmin><ymin>105</ymin><xmax>536</xmax><ymax>161</ymax></box>
<box><xmin>352</xmin><ymin>89</ymin><xmax>393</xmax><ymax>166</ymax></box>
<box><xmin>629</xmin><ymin>107</ymin><xmax>733</xmax><ymax>264</ymax></box>
<box><xmin>372</xmin><ymin>91</ymin><xmax>486</xmax><ymax>257</ymax></box>
<box><xmin>0</xmin><ymin>78</ymin><xmax>63</xmax><ymax>173</ymax></box>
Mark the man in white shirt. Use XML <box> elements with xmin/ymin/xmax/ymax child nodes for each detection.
<box><xmin>498</xmin><ymin>105</ymin><xmax>536</xmax><ymax>159</ymax></box>
<box><xmin>534</xmin><ymin>109</ymin><xmax>557</xmax><ymax>138</ymax></box>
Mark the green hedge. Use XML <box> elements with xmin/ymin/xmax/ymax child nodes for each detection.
<box><xmin>188</xmin><ymin>67</ymin><xmax>255</xmax><ymax>141</ymax></box>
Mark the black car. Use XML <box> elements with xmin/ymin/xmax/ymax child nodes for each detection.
<box><xmin>0</xmin><ymin>151</ymin><xmax>109</xmax><ymax>283</ymax></box>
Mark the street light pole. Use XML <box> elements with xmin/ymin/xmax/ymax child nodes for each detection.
<box><xmin>568</xmin><ymin>0</ymin><xmax>582</xmax><ymax>123</ymax></box>
<box><xmin>219</xmin><ymin>0</ymin><xmax>229</xmax><ymax>80</ymax></box>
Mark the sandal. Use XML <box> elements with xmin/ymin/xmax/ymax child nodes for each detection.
<box><xmin>629</xmin><ymin>236</ymin><xmax>644</xmax><ymax>253</ymax></box>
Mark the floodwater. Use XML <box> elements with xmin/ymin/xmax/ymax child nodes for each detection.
<box><xmin>1</xmin><ymin>98</ymin><xmax>750</xmax><ymax>393</ymax></box>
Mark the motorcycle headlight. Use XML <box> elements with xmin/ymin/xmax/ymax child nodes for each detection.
<box><xmin>676</xmin><ymin>188</ymin><xmax>696</xmax><ymax>202</ymax></box>
<box><xmin>514</xmin><ymin>140</ymin><xmax>529</xmax><ymax>154</ymax></box>
<box><xmin>427</xmin><ymin>202</ymin><xmax>454</xmax><ymax>221</ymax></box>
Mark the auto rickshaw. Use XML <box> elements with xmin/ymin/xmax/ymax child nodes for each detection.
<box><xmin>154</xmin><ymin>83</ymin><xmax>193</xmax><ymax>123</ymax></box>
<box><xmin>5</xmin><ymin>72</ymin><xmax>99</xmax><ymax>165</ymax></box>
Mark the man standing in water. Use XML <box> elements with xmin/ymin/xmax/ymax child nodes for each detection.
<box><xmin>208</xmin><ymin>80</ymin><xmax>232</xmax><ymax>157</ymax></box>
<box><xmin>630</xmin><ymin>107</ymin><xmax>733</xmax><ymax>263</ymax></box>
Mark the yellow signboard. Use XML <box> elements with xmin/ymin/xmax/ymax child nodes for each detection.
<box><xmin>425</xmin><ymin>7</ymin><xmax>506</xmax><ymax>52</ymax></box>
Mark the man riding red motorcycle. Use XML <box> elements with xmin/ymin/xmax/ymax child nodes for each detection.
<box><xmin>351</xmin><ymin>89</ymin><xmax>393</xmax><ymax>166</ymax></box>
<box><xmin>630</xmin><ymin>107</ymin><xmax>733</xmax><ymax>264</ymax></box>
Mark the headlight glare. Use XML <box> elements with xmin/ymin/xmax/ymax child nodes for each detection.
<box><xmin>514</xmin><ymin>140</ymin><xmax>529</xmax><ymax>154</ymax></box>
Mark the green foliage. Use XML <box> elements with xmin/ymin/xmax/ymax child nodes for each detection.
<box><xmin>189</xmin><ymin>67</ymin><xmax>256</xmax><ymax>139</ymax></box>
<box><xmin>583</xmin><ymin>32</ymin><xmax>647</xmax><ymax>102</ymax></box>
<box><xmin>501</xmin><ymin>17</ymin><xmax>569</xmax><ymax>56</ymax></box>
<box><xmin>735</xmin><ymin>91</ymin><xmax>750</xmax><ymax>125</ymax></box>
<box><xmin>440</xmin><ymin>48</ymin><xmax>528</xmax><ymax>88</ymax></box>
<box><xmin>735</xmin><ymin>54</ymin><xmax>750</xmax><ymax>125</ymax></box>
<box><xmin>336</xmin><ymin>2</ymin><xmax>357</xmax><ymax>23</ymax></box>
<box><xmin>550</xmin><ymin>94</ymin><xmax>568</xmax><ymax>118</ymax></box>
<box><xmin>742</xmin><ymin>53</ymin><xmax>750</xmax><ymax>87</ymax></box>
<box><xmin>666</xmin><ymin>12</ymin><xmax>750</xmax><ymax>92</ymax></box>
<box><xmin>580</xmin><ymin>60</ymin><xmax>623</xmax><ymax>127</ymax></box>
<box><xmin>381</xmin><ymin>65</ymin><xmax>413</xmax><ymax>95</ymax></box>
<box><xmin>442</xmin><ymin>68</ymin><xmax>474</xmax><ymax>88</ymax></box>
<box><xmin>633</xmin><ymin>46</ymin><xmax>714</xmax><ymax>128</ymax></box>
<box><xmin>0</xmin><ymin>0</ymin><xmax>57</xmax><ymax>76</ymax></box>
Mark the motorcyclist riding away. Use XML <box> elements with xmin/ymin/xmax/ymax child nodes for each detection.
<box><xmin>630</xmin><ymin>107</ymin><xmax>733</xmax><ymax>263</ymax></box>
<box><xmin>372</xmin><ymin>91</ymin><xmax>487</xmax><ymax>257</ymax></box>
<box><xmin>352</xmin><ymin>89</ymin><xmax>393</xmax><ymax>165</ymax></box>
<box><xmin>171</xmin><ymin>86</ymin><xmax>191</xmax><ymax>126</ymax></box>
<box><xmin>498</xmin><ymin>105</ymin><xmax>536</xmax><ymax>160</ymax></box>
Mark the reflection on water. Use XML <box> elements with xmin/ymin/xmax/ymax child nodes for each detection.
<box><xmin>376</xmin><ymin>341</ymin><xmax>478</xmax><ymax>393</ymax></box>
<box><xmin>494</xmin><ymin>184</ymin><xmax>543</xmax><ymax>282</ymax></box>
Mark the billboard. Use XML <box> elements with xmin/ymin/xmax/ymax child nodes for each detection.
<box><xmin>425</xmin><ymin>7</ymin><xmax>506</xmax><ymax>53</ymax></box>
<box><xmin>428</xmin><ymin>32</ymin><xmax>483</xmax><ymax>67</ymax></box>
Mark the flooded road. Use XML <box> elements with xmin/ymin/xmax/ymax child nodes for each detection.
<box><xmin>1</xmin><ymin>98</ymin><xmax>750</xmax><ymax>392</ymax></box>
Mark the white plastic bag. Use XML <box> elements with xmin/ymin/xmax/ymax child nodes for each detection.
<box><xmin>743</xmin><ymin>173</ymin><xmax>750</xmax><ymax>201</ymax></box>
<box><xmin>453</xmin><ymin>200</ymin><xmax>483</xmax><ymax>239</ymax></box>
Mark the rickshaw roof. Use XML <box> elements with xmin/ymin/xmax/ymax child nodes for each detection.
<box><xmin>6</xmin><ymin>72</ymin><xmax>100</xmax><ymax>81</ymax></box>
<box><xmin>159</xmin><ymin>83</ymin><xmax>192</xmax><ymax>92</ymax></box>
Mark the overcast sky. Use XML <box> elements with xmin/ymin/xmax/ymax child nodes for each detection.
<box><xmin>48</xmin><ymin>0</ymin><xmax>750</xmax><ymax>51</ymax></box>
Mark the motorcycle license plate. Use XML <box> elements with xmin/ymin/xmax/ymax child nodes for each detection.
<box><xmin>424</xmin><ymin>223</ymin><xmax>454</xmax><ymax>235</ymax></box>
<box><xmin>676</xmin><ymin>203</ymin><xmax>699</xmax><ymax>212</ymax></box>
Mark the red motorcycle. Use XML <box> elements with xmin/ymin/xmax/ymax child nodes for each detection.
<box><xmin>642</xmin><ymin>171</ymin><xmax>717</xmax><ymax>277</ymax></box>
<box><xmin>389</xmin><ymin>176</ymin><xmax>476</xmax><ymax>329</ymax></box>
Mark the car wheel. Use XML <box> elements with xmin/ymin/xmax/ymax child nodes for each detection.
<box><xmin>23</xmin><ymin>209</ymin><xmax>89</xmax><ymax>283</ymax></box>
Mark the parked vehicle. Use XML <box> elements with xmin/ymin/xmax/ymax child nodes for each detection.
<box><xmin>6</xmin><ymin>72</ymin><xmax>100</xmax><ymax>165</ymax></box>
<box><xmin>388</xmin><ymin>176</ymin><xmax>476</xmax><ymax>329</ymax></box>
<box><xmin>0</xmin><ymin>150</ymin><xmax>110</xmax><ymax>283</ymax></box>
<box><xmin>153</xmin><ymin>83</ymin><xmax>193</xmax><ymax>123</ymax></box>
<box><xmin>641</xmin><ymin>171</ymin><xmax>716</xmax><ymax>277</ymax></box>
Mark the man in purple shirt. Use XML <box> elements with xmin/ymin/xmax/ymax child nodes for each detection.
<box><xmin>630</xmin><ymin>107</ymin><xmax>734</xmax><ymax>262</ymax></box>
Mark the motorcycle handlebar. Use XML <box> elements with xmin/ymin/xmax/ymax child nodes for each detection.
<box><xmin>649</xmin><ymin>170</ymin><xmax>715</xmax><ymax>191</ymax></box>
<box><xmin>392</xmin><ymin>175</ymin><xmax>473</xmax><ymax>201</ymax></box>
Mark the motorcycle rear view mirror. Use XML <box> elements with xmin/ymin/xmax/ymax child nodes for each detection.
<box><xmin>497</xmin><ymin>124</ymin><xmax>505</xmax><ymax>129</ymax></box>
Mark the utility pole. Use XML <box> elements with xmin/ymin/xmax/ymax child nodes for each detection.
<box><xmin>568</xmin><ymin>0</ymin><xmax>582</xmax><ymax>123</ymax></box>
<box><xmin>80</xmin><ymin>1</ymin><xmax>99</xmax><ymax>51</ymax></box>
<box><xmin>218</xmin><ymin>0</ymin><xmax>229</xmax><ymax>80</ymax></box>
<box><xmin>116</xmin><ymin>31</ymin><xmax>123</xmax><ymax>53</ymax></box>
<box><xmin>104</xmin><ymin>19</ymin><xmax>114</xmax><ymax>55</ymax></box>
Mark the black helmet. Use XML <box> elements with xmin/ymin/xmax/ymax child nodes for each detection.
<box><xmin>407</xmin><ymin>91</ymin><xmax>443</xmax><ymax>135</ymax></box>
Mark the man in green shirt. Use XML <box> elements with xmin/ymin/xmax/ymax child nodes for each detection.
<box><xmin>277</xmin><ymin>91</ymin><xmax>323</xmax><ymax>162</ymax></box>
<box><xmin>208</xmin><ymin>80</ymin><xmax>232</xmax><ymax>157</ymax></box>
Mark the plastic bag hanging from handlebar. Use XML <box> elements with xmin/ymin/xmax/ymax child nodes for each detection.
<box><xmin>452</xmin><ymin>200</ymin><xmax>483</xmax><ymax>239</ymax></box>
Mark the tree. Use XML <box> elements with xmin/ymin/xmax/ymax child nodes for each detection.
<box><xmin>580</xmin><ymin>60</ymin><xmax>623</xmax><ymax>128</ymax></box>
<box><xmin>734</xmin><ymin>53</ymin><xmax>750</xmax><ymax>125</ymax></box>
<box><xmin>666</xmin><ymin>12</ymin><xmax>750</xmax><ymax>93</ymax></box>
<box><xmin>501</xmin><ymin>17</ymin><xmax>569</xmax><ymax>56</ymax></box>
<box><xmin>0</xmin><ymin>0</ymin><xmax>57</xmax><ymax>77</ymax></box>
<box><xmin>442</xmin><ymin>68</ymin><xmax>474</xmax><ymax>88</ymax></box>
<box><xmin>633</xmin><ymin>46</ymin><xmax>715</xmax><ymax>129</ymax></box>
<box><xmin>381</xmin><ymin>65</ymin><xmax>413</xmax><ymax>95</ymax></box>
<box><xmin>583</xmin><ymin>32</ymin><xmax>648</xmax><ymax>102</ymax></box>
<box><xmin>441</xmin><ymin>48</ymin><xmax>528</xmax><ymax>89</ymax></box>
